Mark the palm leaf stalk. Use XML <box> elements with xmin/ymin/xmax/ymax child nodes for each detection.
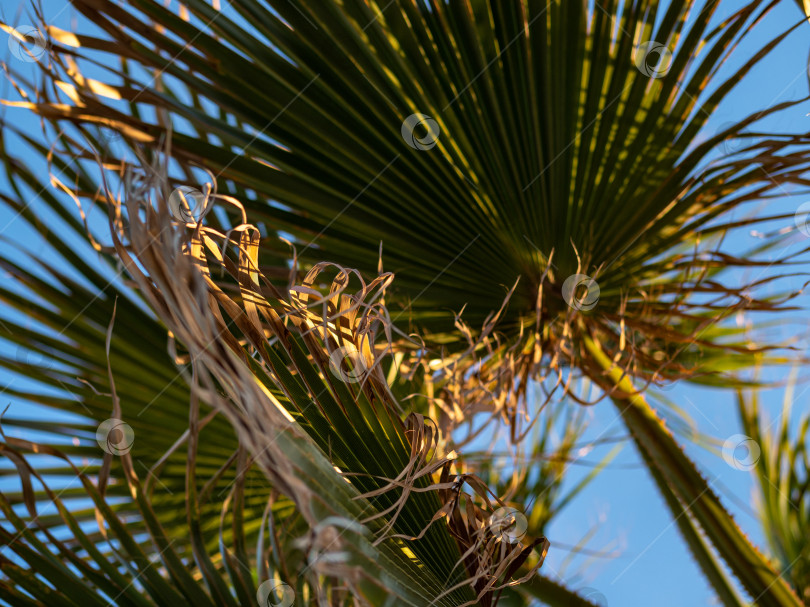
<box><xmin>585</xmin><ymin>336</ymin><xmax>802</xmax><ymax>607</ymax></box>
<box><xmin>2</xmin><ymin>0</ymin><xmax>810</xmax><ymax>604</ymax></box>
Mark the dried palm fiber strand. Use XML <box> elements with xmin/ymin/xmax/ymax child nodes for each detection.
<box><xmin>91</xmin><ymin>151</ymin><xmax>549</xmax><ymax>606</ymax></box>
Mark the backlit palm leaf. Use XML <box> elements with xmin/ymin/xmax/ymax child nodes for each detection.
<box><xmin>739</xmin><ymin>385</ymin><xmax>810</xmax><ymax>605</ymax></box>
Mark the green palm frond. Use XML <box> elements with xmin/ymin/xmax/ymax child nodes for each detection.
<box><xmin>0</xmin><ymin>425</ymin><xmax>461</xmax><ymax>606</ymax></box>
<box><xmin>585</xmin><ymin>336</ymin><xmax>803</xmax><ymax>607</ymax></box>
<box><xmin>98</xmin><ymin>161</ymin><xmax>558</xmax><ymax>604</ymax></box>
<box><xmin>0</xmin><ymin>130</ymin><xmax>271</xmax><ymax>562</ymax></box>
<box><xmin>5</xmin><ymin>0</ymin><xmax>808</xmax><ymax>368</ymax></box>
<box><xmin>739</xmin><ymin>385</ymin><xmax>810</xmax><ymax>605</ymax></box>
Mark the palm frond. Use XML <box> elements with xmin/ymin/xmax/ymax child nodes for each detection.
<box><xmin>585</xmin><ymin>336</ymin><xmax>803</xmax><ymax>607</ymax></box>
<box><xmin>739</xmin><ymin>384</ymin><xmax>810</xmax><ymax>605</ymax></box>
<box><xmin>4</xmin><ymin>0</ymin><xmax>809</xmax><ymax>370</ymax></box>
<box><xmin>0</xmin><ymin>430</ymin><xmax>456</xmax><ymax>606</ymax></box>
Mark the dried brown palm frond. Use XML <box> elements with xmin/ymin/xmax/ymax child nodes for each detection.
<box><xmin>0</xmin><ymin>129</ymin><xmax>608</xmax><ymax>606</ymax></box>
<box><xmin>92</xmin><ymin>153</ymin><xmax>554</xmax><ymax>605</ymax></box>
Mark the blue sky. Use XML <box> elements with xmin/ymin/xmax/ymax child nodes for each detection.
<box><xmin>1</xmin><ymin>1</ymin><xmax>809</xmax><ymax>606</ymax></box>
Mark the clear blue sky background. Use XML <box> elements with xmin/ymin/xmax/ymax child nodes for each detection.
<box><xmin>1</xmin><ymin>1</ymin><xmax>809</xmax><ymax>606</ymax></box>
